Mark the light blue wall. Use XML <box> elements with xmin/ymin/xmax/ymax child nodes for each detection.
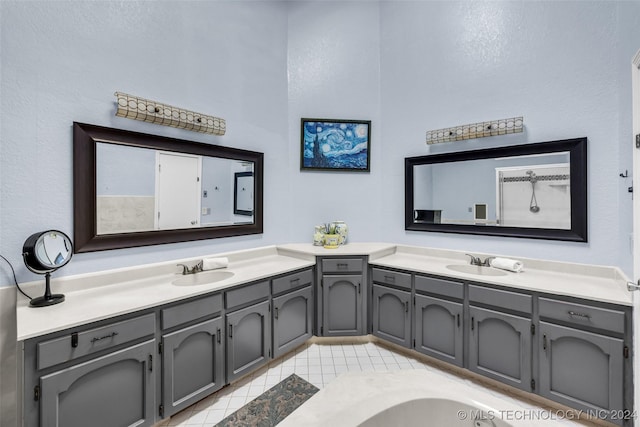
<box><xmin>1</xmin><ymin>1</ymin><xmax>639</xmax><ymax>288</ymax></box>
<box><xmin>96</xmin><ymin>143</ymin><xmax>155</xmax><ymax>196</ymax></box>
<box><xmin>0</xmin><ymin>1</ymin><xmax>289</xmax><ymax>285</ymax></box>
<box><xmin>379</xmin><ymin>1</ymin><xmax>640</xmax><ymax>273</ymax></box>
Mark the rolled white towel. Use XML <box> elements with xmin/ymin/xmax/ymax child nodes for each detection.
<box><xmin>203</xmin><ymin>257</ymin><xmax>229</xmax><ymax>270</ymax></box>
<box><xmin>490</xmin><ymin>257</ymin><xmax>523</xmax><ymax>273</ymax></box>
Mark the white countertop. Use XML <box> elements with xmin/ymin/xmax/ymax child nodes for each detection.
<box><xmin>16</xmin><ymin>246</ymin><xmax>315</xmax><ymax>341</ymax></box>
<box><xmin>16</xmin><ymin>243</ymin><xmax>631</xmax><ymax>341</ymax></box>
<box><xmin>368</xmin><ymin>245</ymin><xmax>631</xmax><ymax>307</ymax></box>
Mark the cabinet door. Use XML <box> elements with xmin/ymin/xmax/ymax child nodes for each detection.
<box><xmin>162</xmin><ymin>317</ymin><xmax>224</xmax><ymax>417</ymax></box>
<box><xmin>273</xmin><ymin>286</ymin><xmax>313</xmax><ymax>358</ymax></box>
<box><xmin>415</xmin><ymin>294</ymin><xmax>463</xmax><ymax>367</ymax></box>
<box><xmin>322</xmin><ymin>275</ymin><xmax>363</xmax><ymax>336</ymax></box>
<box><xmin>226</xmin><ymin>300</ymin><xmax>271</xmax><ymax>382</ymax></box>
<box><xmin>40</xmin><ymin>340</ymin><xmax>155</xmax><ymax>427</ymax></box>
<box><xmin>372</xmin><ymin>285</ymin><xmax>411</xmax><ymax>348</ymax></box>
<box><xmin>468</xmin><ymin>306</ymin><xmax>532</xmax><ymax>391</ymax></box>
<box><xmin>539</xmin><ymin>322</ymin><xmax>624</xmax><ymax>423</ymax></box>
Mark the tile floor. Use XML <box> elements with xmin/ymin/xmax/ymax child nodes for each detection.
<box><xmin>155</xmin><ymin>341</ymin><xmax>581</xmax><ymax>427</ymax></box>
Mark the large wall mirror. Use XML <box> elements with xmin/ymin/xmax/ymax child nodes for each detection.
<box><xmin>73</xmin><ymin>122</ymin><xmax>264</xmax><ymax>252</ymax></box>
<box><xmin>405</xmin><ymin>137</ymin><xmax>587</xmax><ymax>242</ymax></box>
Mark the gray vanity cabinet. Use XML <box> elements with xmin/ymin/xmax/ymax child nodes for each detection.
<box><xmin>39</xmin><ymin>340</ymin><xmax>156</xmax><ymax>427</ymax></box>
<box><xmin>160</xmin><ymin>294</ymin><xmax>225</xmax><ymax>418</ymax></box>
<box><xmin>272</xmin><ymin>269</ymin><xmax>314</xmax><ymax>358</ymax></box>
<box><xmin>23</xmin><ymin>313</ymin><xmax>157</xmax><ymax>427</ymax></box>
<box><xmin>319</xmin><ymin>257</ymin><xmax>366</xmax><ymax>336</ymax></box>
<box><xmin>225</xmin><ymin>281</ymin><xmax>272</xmax><ymax>382</ymax></box>
<box><xmin>538</xmin><ymin>297</ymin><xmax>629</xmax><ymax>425</ymax></box>
<box><xmin>468</xmin><ymin>285</ymin><xmax>533</xmax><ymax>392</ymax></box>
<box><xmin>371</xmin><ymin>269</ymin><xmax>412</xmax><ymax>348</ymax></box>
<box><xmin>413</xmin><ymin>275</ymin><xmax>464</xmax><ymax>367</ymax></box>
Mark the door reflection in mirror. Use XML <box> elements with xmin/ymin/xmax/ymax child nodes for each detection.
<box><xmin>96</xmin><ymin>142</ymin><xmax>254</xmax><ymax>235</ymax></box>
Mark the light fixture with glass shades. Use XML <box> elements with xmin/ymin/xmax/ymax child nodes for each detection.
<box><xmin>22</xmin><ymin>230</ymin><xmax>73</xmax><ymax>307</ymax></box>
<box><xmin>114</xmin><ymin>92</ymin><xmax>226</xmax><ymax>136</ymax></box>
<box><xmin>426</xmin><ymin>116</ymin><xmax>523</xmax><ymax>145</ymax></box>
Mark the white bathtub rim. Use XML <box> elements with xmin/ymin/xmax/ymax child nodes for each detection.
<box><xmin>280</xmin><ymin>370</ymin><xmax>581</xmax><ymax>427</ymax></box>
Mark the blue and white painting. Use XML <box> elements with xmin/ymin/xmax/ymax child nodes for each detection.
<box><xmin>301</xmin><ymin>119</ymin><xmax>370</xmax><ymax>171</ymax></box>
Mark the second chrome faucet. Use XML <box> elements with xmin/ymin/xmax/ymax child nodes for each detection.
<box><xmin>177</xmin><ymin>260</ymin><xmax>203</xmax><ymax>275</ymax></box>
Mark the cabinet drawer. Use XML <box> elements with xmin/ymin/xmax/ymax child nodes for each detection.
<box><xmin>225</xmin><ymin>280</ymin><xmax>270</xmax><ymax>310</ymax></box>
<box><xmin>469</xmin><ymin>285</ymin><xmax>532</xmax><ymax>314</ymax></box>
<box><xmin>161</xmin><ymin>293</ymin><xmax>222</xmax><ymax>330</ymax></box>
<box><xmin>37</xmin><ymin>313</ymin><xmax>155</xmax><ymax>370</ymax></box>
<box><xmin>372</xmin><ymin>268</ymin><xmax>411</xmax><ymax>290</ymax></box>
<box><xmin>539</xmin><ymin>298</ymin><xmax>626</xmax><ymax>334</ymax></box>
<box><xmin>321</xmin><ymin>258</ymin><xmax>363</xmax><ymax>273</ymax></box>
<box><xmin>415</xmin><ymin>275</ymin><xmax>464</xmax><ymax>300</ymax></box>
<box><xmin>272</xmin><ymin>269</ymin><xmax>313</xmax><ymax>295</ymax></box>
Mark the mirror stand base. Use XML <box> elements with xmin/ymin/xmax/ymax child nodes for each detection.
<box><xmin>30</xmin><ymin>294</ymin><xmax>65</xmax><ymax>307</ymax></box>
<box><xmin>29</xmin><ymin>272</ymin><xmax>65</xmax><ymax>307</ymax></box>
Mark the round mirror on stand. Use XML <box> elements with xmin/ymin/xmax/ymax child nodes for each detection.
<box><xmin>22</xmin><ymin>230</ymin><xmax>73</xmax><ymax>307</ymax></box>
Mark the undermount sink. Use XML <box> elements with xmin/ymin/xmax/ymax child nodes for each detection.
<box><xmin>172</xmin><ymin>270</ymin><xmax>235</xmax><ymax>286</ymax></box>
<box><xmin>445</xmin><ymin>264</ymin><xmax>508</xmax><ymax>277</ymax></box>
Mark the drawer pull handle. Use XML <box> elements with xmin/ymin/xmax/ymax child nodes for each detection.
<box><xmin>404</xmin><ymin>301</ymin><xmax>409</xmax><ymax>313</ymax></box>
<box><xmin>90</xmin><ymin>332</ymin><xmax>118</xmax><ymax>344</ymax></box>
<box><xmin>290</xmin><ymin>278</ymin><xmax>300</xmax><ymax>286</ymax></box>
<box><xmin>71</xmin><ymin>333</ymin><xmax>78</xmax><ymax>348</ymax></box>
<box><xmin>543</xmin><ymin>334</ymin><xmax>547</xmax><ymax>351</ymax></box>
<box><xmin>471</xmin><ymin>317</ymin><xmax>475</xmax><ymax>331</ymax></box>
<box><xmin>457</xmin><ymin>314</ymin><xmax>460</xmax><ymax>328</ymax></box>
<box><xmin>358</xmin><ymin>283</ymin><xmax>361</xmax><ymax>294</ymax></box>
<box><xmin>275</xmin><ymin>307</ymin><xmax>279</xmax><ymax>319</ymax></box>
<box><xmin>229</xmin><ymin>324</ymin><xmax>233</xmax><ymax>338</ymax></box>
<box><xmin>217</xmin><ymin>328</ymin><xmax>221</xmax><ymax>344</ymax></box>
<box><xmin>337</xmin><ymin>263</ymin><xmax>348</xmax><ymax>269</ymax></box>
<box><xmin>384</xmin><ymin>275</ymin><xmax>395</xmax><ymax>283</ymax></box>
<box><xmin>568</xmin><ymin>311</ymin><xmax>591</xmax><ymax>320</ymax></box>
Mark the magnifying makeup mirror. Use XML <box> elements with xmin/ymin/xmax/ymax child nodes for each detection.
<box><xmin>22</xmin><ymin>230</ymin><xmax>73</xmax><ymax>307</ymax></box>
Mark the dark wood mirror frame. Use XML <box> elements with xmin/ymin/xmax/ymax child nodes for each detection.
<box><xmin>405</xmin><ymin>137</ymin><xmax>587</xmax><ymax>242</ymax></box>
<box><xmin>73</xmin><ymin>122</ymin><xmax>264</xmax><ymax>253</ymax></box>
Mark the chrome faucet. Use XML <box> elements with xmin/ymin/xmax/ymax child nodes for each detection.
<box><xmin>465</xmin><ymin>254</ymin><xmax>482</xmax><ymax>266</ymax></box>
<box><xmin>177</xmin><ymin>260</ymin><xmax>203</xmax><ymax>275</ymax></box>
<box><xmin>466</xmin><ymin>254</ymin><xmax>495</xmax><ymax>267</ymax></box>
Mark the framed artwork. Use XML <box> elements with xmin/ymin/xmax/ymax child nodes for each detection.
<box><xmin>300</xmin><ymin>118</ymin><xmax>371</xmax><ymax>172</ymax></box>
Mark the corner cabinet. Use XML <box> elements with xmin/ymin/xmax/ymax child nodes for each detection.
<box><xmin>22</xmin><ymin>314</ymin><xmax>157</xmax><ymax>427</ymax></box>
<box><xmin>317</xmin><ymin>257</ymin><xmax>367</xmax><ymax>336</ymax></box>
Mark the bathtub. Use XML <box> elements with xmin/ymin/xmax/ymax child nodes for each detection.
<box><xmin>279</xmin><ymin>370</ymin><xmax>582</xmax><ymax>427</ymax></box>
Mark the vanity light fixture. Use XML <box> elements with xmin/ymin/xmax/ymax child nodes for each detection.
<box><xmin>426</xmin><ymin>116</ymin><xmax>523</xmax><ymax>145</ymax></box>
<box><xmin>114</xmin><ymin>92</ymin><xmax>226</xmax><ymax>136</ymax></box>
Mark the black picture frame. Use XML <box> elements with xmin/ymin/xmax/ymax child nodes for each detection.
<box><xmin>73</xmin><ymin>122</ymin><xmax>264</xmax><ymax>253</ymax></box>
<box><xmin>234</xmin><ymin>171</ymin><xmax>254</xmax><ymax>216</ymax></box>
<box><xmin>300</xmin><ymin>118</ymin><xmax>371</xmax><ymax>172</ymax></box>
<box><xmin>405</xmin><ymin>137</ymin><xmax>588</xmax><ymax>242</ymax></box>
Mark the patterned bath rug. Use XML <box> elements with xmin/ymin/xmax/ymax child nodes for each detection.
<box><xmin>215</xmin><ymin>374</ymin><xmax>319</xmax><ymax>427</ymax></box>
